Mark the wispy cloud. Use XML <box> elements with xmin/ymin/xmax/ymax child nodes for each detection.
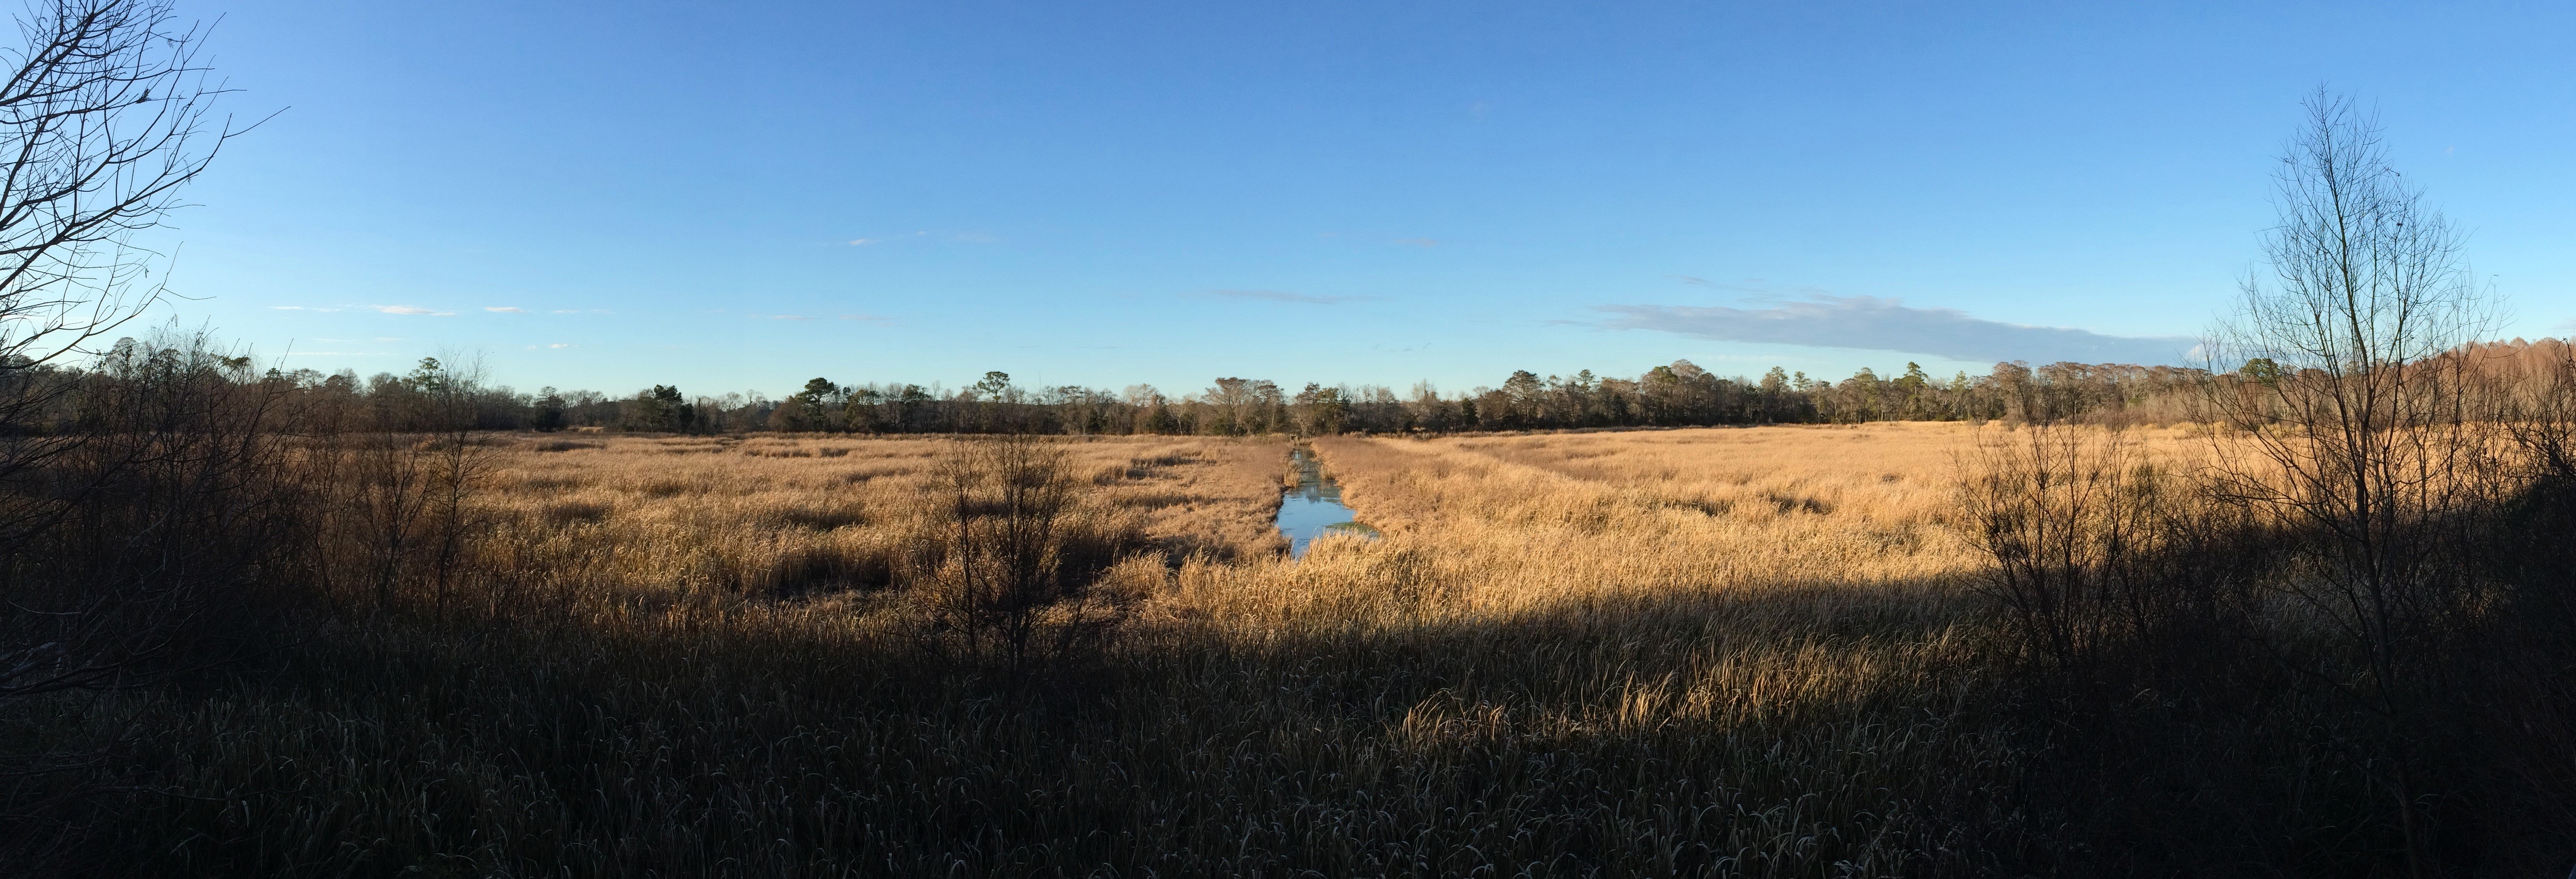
<box><xmin>1197</xmin><ymin>289</ymin><xmax>1376</xmax><ymax>305</ymax></box>
<box><xmin>1595</xmin><ymin>294</ymin><xmax>2197</xmax><ymax>366</ymax></box>
<box><xmin>1669</xmin><ymin>275</ymin><xmax>1782</xmax><ymax>289</ymax></box>
<box><xmin>1317</xmin><ymin>232</ymin><xmax>1442</xmax><ymax>247</ymax></box>
<box><xmin>371</xmin><ymin>305</ymin><xmax>456</xmax><ymax>317</ymax></box>
<box><xmin>847</xmin><ymin>230</ymin><xmax>997</xmax><ymax>246</ymax></box>
<box><xmin>760</xmin><ymin>312</ymin><xmax>895</xmax><ymax>323</ymax></box>
<box><xmin>485</xmin><ymin>306</ymin><xmax>528</xmax><ymax>313</ymax></box>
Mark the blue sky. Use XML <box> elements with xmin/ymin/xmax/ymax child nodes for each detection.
<box><xmin>147</xmin><ymin>1</ymin><xmax>2576</xmax><ymax>398</ymax></box>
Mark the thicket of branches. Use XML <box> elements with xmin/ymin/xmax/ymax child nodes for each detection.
<box><xmin>1964</xmin><ymin>93</ymin><xmax>2576</xmax><ymax>875</ymax></box>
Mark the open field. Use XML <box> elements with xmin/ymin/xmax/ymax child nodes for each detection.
<box><xmin>473</xmin><ymin>433</ymin><xmax>1292</xmax><ymax>600</ymax></box>
<box><xmin>35</xmin><ymin>423</ymin><xmax>2565</xmax><ymax>876</ymax></box>
<box><xmin>68</xmin><ymin>426</ymin><xmax>2033</xmax><ymax>876</ymax></box>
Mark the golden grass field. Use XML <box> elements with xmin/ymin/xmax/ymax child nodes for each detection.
<box><xmin>116</xmin><ymin>422</ymin><xmax>2253</xmax><ymax>875</ymax></box>
<box><xmin>475</xmin><ymin>432</ymin><xmax>1292</xmax><ymax>601</ymax></box>
<box><xmin>472</xmin><ymin>421</ymin><xmax>2205</xmax><ymax>610</ymax></box>
<box><xmin>462</xmin><ymin>422</ymin><xmax>2183</xmax><ymax>639</ymax></box>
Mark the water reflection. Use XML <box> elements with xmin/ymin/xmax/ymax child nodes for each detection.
<box><xmin>1277</xmin><ymin>447</ymin><xmax>1375</xmax><ymax>558</ymax></box>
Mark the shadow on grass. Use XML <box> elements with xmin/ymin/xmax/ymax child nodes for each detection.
<box><xmin>28</xmin><ymin>552</ymin><xmax>2576</xmax><ymax>877</ymax></box>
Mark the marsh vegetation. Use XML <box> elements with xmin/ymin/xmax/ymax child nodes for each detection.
<box><xmin>5</xmin><ymin>423</ymin><xmax>2017</xmax><ymax>875</ymax></box>
<box><xmin>3</xmin><ymin>406</ymin><xmax>2568</xmax><ymax>875</ymax></box>
<box><xmin>0</xmin><ymin>0</ymin><xmax>2569</xmax><ymax>872</ymax></box>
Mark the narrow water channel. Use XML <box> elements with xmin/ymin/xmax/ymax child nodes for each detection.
<box><xmin>1277</xmin><ymin>447</ymin><xmax>1376</xmax><ymax>558</ymax></box>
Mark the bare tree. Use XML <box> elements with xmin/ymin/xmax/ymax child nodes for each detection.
<box><xmin>0</xmin><ymin>0</ymin><xmax>246</xmax><ymax>541</ymax></box>
<box><xmin>0</xmin><ymin>5</ymin><xmax>247</xmax><ymax>854</ymax></box>
<box><xmin>2202</xmin><ymin>89</ymin><xmax>2498</xmax><ymax>876</ymax></box>
<box><xmin>909</xmin><ymin>433</ymin><xmax>1125</xmax><ymax>671</ymax></box>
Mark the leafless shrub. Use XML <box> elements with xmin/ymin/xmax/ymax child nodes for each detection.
<box><xmin>304</xmin><ymin>358</ymin><xmax>491</xmax><ymax>615</ymax></box>
<box><xmin>906</xmin><ymin>434</ymin><xmax>1135</xmax><ymax>671</ymax></box>
<box><xmin>1966</xmin><ymin>425</ymin><xmax>2164</xmax><ymax>669</ymax></box>
<box><xmin>1</xmin><ymin>331</ymin><xmax>302</xmax><ymax>695</ymax></box>
<box><xmin>0</xmin><ymin>330</ymin><xmax>309</xmax><ymax>865</ymax></box>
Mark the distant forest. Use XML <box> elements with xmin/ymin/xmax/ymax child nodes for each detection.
<box><xmin>17</xmin><ymin>338</ymin><xmax>2572</xmax><ymax>436</ymax></box>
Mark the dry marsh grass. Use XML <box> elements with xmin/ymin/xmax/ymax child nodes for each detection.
<box><xmin>1282</xmin><ymin>424</ymin><xmax>2197</xmax><ymax>613</ymax></box>
<box><xmin>472</xmin><ymin>433</ymin><xmax>1289</xmax><ymax>600</ymax></box>
<box><xmin>63</xmin><ymin>424</ymin><xmax>2427</xmax><ymax>876</ymax></box>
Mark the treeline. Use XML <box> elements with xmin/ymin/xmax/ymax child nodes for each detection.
<box><xmin>3</xmin><ymin>355</ymin><xmax>2224</xmax><ymax>438</ymax></box>
<box><xmin>761</xmin><ymin>361</ymin><xmax>2224</xmax><ymax>435</ymax></box>
<box><xmin>2</xmin><ymin>351</ymin><xmax>772</xmax><ymax>436</ymax></box>
<box><xmin>23</xmin><ymin>337</ymin><xmax>2574</xmax><ymax>441</ymax></box>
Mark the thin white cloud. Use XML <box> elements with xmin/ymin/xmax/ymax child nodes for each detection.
<box><xmin>485</xmin><ymin>306</ymin><xmax>528</xmax><ymax>313</ymax></box>
<box><xmin>1196</xmin><ymin>289</ymin><xmax>1376</xmax><ymax>305</ymax></box>
<box><xmin>1669</xmin><ymin>275</ymin><xmax>1781</xmax><ymax>289</ymax></box>
<box><xmin>549</xmin><ymin>343</ymin><xmax>575</xmax><ymax>349</ymax></box>
<box><xmin>1595</xmin><ymin>294</ymin><xmax>2197</xmax><ymax>366</ymax></box>
<box><xmin>847</xmin><ymin>231</ymin><xmax>930</xmax><ymax>246</ymax></box>
<box><xmin>758</xmin><ymin>313</ymin><xmax>890</xmax><ymax>322</ymax></box>
<box><xmin>846</xmin><ymin>230</ymin><xmax>995</xmax><ymax>246</ymax></box>
<box><xmin>371</xmin><ymin>305</ymin><xmax>456</xmax><ymax>317</ymax></box>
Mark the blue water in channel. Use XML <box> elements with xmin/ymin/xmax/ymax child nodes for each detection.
<box><xmin>1278</xmin><ymin>448</ymin><xmax>1376</xmax><ymax>558</ymax></box>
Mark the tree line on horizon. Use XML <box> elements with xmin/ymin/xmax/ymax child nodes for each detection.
<box><xmin>0</xmin><ymin>351</ymin><xmax>2264</xmax><ymax>436</ymax></box>
<box><xmin>753</xmin><ymin>359</ymin><xmax>2219</xmax><ymax>435</ymax></box>
<box><xmin>15</xmin><ymin>339</ymin><xmax>2572</xmax><ymax>438</ymax></box>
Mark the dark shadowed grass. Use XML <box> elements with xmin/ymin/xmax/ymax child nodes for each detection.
<box><xmin>71</xmin><ymin>578</ymin><xmax>2032</xmax><ymax>878</ymax></box>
